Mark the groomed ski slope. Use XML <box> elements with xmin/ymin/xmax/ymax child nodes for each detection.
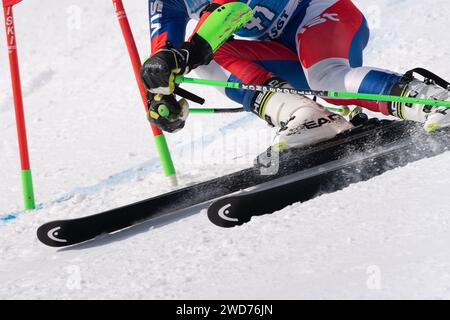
<box><xmin>1</xmin><ymin>0</ymin><xmax>449</xmax><ymax>299</ymax></box>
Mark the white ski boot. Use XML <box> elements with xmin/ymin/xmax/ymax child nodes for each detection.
<box><xmin>389</xmin><ymin>69</ymin><xmax>450</xmax><ymax>132</ymax></box>
<box><xmin>251</xmin><ymin>78</ymin><xmax>354</xmax><ymax>150</ymax></box>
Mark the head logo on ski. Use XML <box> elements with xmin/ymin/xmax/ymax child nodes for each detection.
<box><xmin>46</xmin><ymin>227</ymin><xmax>67</xmax><ymax>243</ymax></box>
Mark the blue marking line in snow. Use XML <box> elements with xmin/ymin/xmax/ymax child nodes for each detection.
<box><xmin>1</xmin><ymin>114</ymin><xmax>255</xmax><ymax>222</ymax></box>
<box><xmin>1</xmin><ymin>215</ymin><xmax>17</xmax><ymax>221</ymax></box>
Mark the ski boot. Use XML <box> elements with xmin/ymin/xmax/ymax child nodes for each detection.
<box><xmin>388</xmin><ymin>68</ymin><xmax>450</xmax><ymax>132</ymax></box>
<box><xmin>251</xmin><ymin>78</ymin><xmax>354</xmax><ymax>151</ymax></box>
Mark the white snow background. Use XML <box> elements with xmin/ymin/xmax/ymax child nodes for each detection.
<box><xmin>0</xmin><ymin>0</ymin><xmax>449</xmax><ymax>299</ymax></box>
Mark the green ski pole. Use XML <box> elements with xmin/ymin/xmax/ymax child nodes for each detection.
<box><xmin>188</xmin><ymin>106</ymin><xmax>350</xmax><ymax>116</ymax></box>
<box><xmin>190</xmin><ymin>107</ymin><xmax>244</xmax><ymax>114</ymax></box>
<box><xmin>176</xmin><ymin>76</ymin><xmax>450</xmax><ymax>108</ymax></box>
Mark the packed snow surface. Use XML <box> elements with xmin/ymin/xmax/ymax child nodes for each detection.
<box><xmin>0</xmin><ymin>0</ymin><xmax>449</xmax><ymax>299</ymax></box>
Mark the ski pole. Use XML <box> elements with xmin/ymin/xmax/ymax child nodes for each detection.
<box><xmin>3</xmin><ymin>0</ymin><xmax>36</xmax><ymax>210</ymax></box>
<box><xmin>113</xmin><ymin>0</ymin><xmax>177</xmax><ymax>186</ymax></box>
<box><xmin>188</xmin><ymin>106</ymin><xmax>350</xmax><ymax>115</ymax></box>
<box><xmin>176</xmin><ymin>76</ymin><xmax>450</xmax><ymax>108</ymax></box>
<box><xmin>190</xmin><ymin>107</ymin><xmax>244</xmax><ymax>114</ymax></box>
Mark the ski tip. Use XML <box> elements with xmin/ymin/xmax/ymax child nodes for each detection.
<box><xmin>37</xmin><ymin>221</ymin><xmax>72</xmax><ymax>247</ymax></box>
<box><xmin>207</xmin><ymin>197</ymin><xmax>248</xmax><ymax>228</ymax></box>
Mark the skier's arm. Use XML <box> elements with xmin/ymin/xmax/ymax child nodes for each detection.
<box><xmin>141</xmin><ymin>0</ymin><xmax>252</xmax><ymax>133</ymax></box>
<box><xmin>149</xmin><ymin>0</ymin><xmax>190</xmax><ymax>54</ymax></box>
<box><xmin>142</xmin><ymin>0</ymin><xmax>251</xmax><ymax>95</ymax></box>
<box><xmin>150</xmin><ymin>0</ymin><xmax>237</xmax><ymax>52</ymax></box>
<box><xmin>189</xmin><ymin>0</ymin><xmax>237</xmax><ymax>38</ymax></box>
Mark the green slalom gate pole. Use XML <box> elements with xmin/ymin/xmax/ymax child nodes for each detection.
<box><xmin>176</xmin><ymin>76</ymin><xmax>450</xmax><ymax>108</ymax></box>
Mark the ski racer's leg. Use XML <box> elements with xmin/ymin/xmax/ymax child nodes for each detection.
<box><xmin>213</xmin><ymin>39</ymin><xmax>353</xmax><ymax>149</ymax></box>
<box><xmin>296</xmin><ymin>0</ymin><xmax>401</xmax><ymax>114</ymax></box>
<box><xmin>213</xmin><ymin>40</ymin><xmax>304</xmax><ymax>107</ymax></box>
<box><xmin>297</xmin><ymin>0</ymin><xmax>450</xmax><ymax>131</ymax></box>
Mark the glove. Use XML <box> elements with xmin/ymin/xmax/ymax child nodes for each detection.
<box><xmin>147</xmin><ymin>92</ymin><xmax>189</xmax><ymax>133</ymax></box>
<box><xmin>140</xmin><ymin>34</ymin><xmax>213</xmax><ymax>95</ymax></box>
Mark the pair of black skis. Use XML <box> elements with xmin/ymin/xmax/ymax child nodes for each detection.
<box><xmin>37</xmin><ymin>119</ymin><xmax>450</xmax><ymax>247</ymax></box>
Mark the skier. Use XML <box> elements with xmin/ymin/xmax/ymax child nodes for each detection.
<box><xmin>141</xmin><ymin>0</ymin><xmax>450</xmax><ymax>149</ymax></box>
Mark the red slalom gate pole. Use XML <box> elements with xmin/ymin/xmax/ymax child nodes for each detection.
<box><xmin>112</xmin><ymin>0</ymin><xmax>177</xmax><ymax>186</ymax></box>
<box><xmin>2</xmin><ymin>0</ymin><xmax>35</xmax><ymax>210</ymax></box>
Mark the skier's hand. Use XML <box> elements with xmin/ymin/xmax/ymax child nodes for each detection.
<box><xmin>147</xmin><ymin>92</ymin><xmax>189</xmax><ymax>133</ymax></box>
<box><xmin>140</xmin><ymin>35</ymin><xmax>213</xmax><ymax>95</ymax></box>
<box><xmin>140</xmin><ymin>48</ymin><xmax>187</xmax><ymax>95</ymax></box>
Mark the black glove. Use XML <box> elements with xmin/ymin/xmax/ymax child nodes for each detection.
<box><xmin>140</xmin><ymin>34</ymin><xmax>213</xmax><ymax>95</ymax></box>
<box><xmin>147</xmin><ymin>92</ymin><xmax>189</xmax><ymax>133</ymax></box>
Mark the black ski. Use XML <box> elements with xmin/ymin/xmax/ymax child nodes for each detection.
<box><xmin>208</xmin><ymin>123</ymin><xmax>450</xmax><ymax>227</ymax></box>
<box><xmin>37</xmin><ymin>166</ymin><xmax>260</xmax><ymax>247</ymax></box>
<box><xmin>37</xmin><ymin>119</ymin><xmax>449</xmax><ymax>246</ymax></box>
